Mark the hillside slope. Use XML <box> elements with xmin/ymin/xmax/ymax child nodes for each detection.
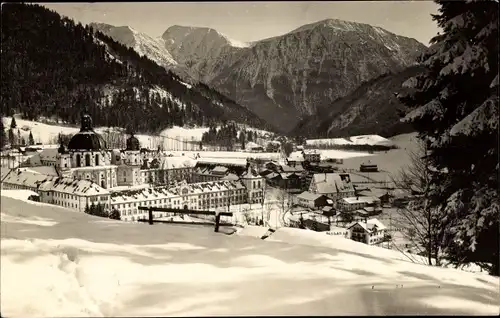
<box><xmin>0</xmin><ymin>3</ymin><xmax>270</xmax><ymax>134</ymax></box>
<box><xmin>1</xmin><ymin>195</ymin><xmax>498</xmax><ymax>316</ymax></box>
<box><xmin>162</xmin><ymin>19</ymin><xmax>427</xmax><ymax>132</ymax></box>
<box><xmin>292</xmin><ymin>66</ymin><xmax>425</xmax><ymax>138</ymax></box>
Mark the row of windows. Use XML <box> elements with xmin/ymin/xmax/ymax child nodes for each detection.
<box><xmin>112</xmin><ymin>192</ymin><xmax>247</xmax><ymax>210</ymax></box>
<box><xmin>118</xmin><ymin>197</ymin><xmax>248</xmax><ymax>216</ymax></box>
<box><xmin>74</xmin><ymin>154</ymin><xmax>100</xmax><ymax>167</ymax></box>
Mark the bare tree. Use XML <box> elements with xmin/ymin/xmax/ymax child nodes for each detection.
<box><xmin>391</xmin><ymin>140</ymin><xmax>445</xmax><ymax>266</ymax></box>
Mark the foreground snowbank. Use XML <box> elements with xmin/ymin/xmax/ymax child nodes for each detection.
<box><xmin>1</xmin><ymin>195</ymin><xmax>498</xmax><ymax>317</ymax></box>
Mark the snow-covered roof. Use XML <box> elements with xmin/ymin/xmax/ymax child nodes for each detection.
<box><xmin>241</xmin><ymin>166</ymin><xmax>260</xmax><ymax>179</ymax></box>
<box><xmin>221</xmin><ymin>173</ymin><xmax>239</xmax><ymax>181</ymax></box>
<box><xmin>312</xmin><ymin>173</ymin><xmax>355</xmax><ymax>194</ymax></box>
<box><xmin>39</xmin><ymin>178</ymin><xmax>109</xmax><ymax>197</ymax></box>
<box><xmin>297</xmin><ymin>191</ymin><xmax>324</xmax><ymax>201</ymax></box>
<box><xmin>358</xmin><ymin>188</ymin><xmax>390</xmax><ymax>198</ymax></box>
<box><xmin>212</xmin><ymin>166</ymin><xmax>229</xmax><ymax>173</ymax></box>
<box><xmin>1</xmin><ymin>170</ymin><xmax>56</xmax><ymax>189</ymax></box>
<box><xmin>39</xmin><ymin>148</ymin><xmax>58</xmax><ymax>162</ymax></box>
<box><xmin>349</xmin><ymin>218</ymin><xmax>386</xmax><ymax>232</ymax></box>
<box><xmin>197</xmin><ymin>158</ymin><xmax>247</xmax><ymax>166</ymax></box>
<box><xmin>160</xmin><ymin>156</ymin><xmax>197</xmax><ymax>169</ymax></box>
<box><xmin>342</xmin><ymin>196</ymin><xmax>380</xmax><ymax>204</ymax></box>
<box><xmin>111</xmin><ymin>180</ymin><xmax>246</xmax><ymax>205</ymax></box>
<box><xmin>287</xmin><ymin>152</ymin><xmax>305</xmax><ymax>162</ymax></box>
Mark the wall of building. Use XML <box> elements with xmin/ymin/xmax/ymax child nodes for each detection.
<box><xmin>71</xmin><ymin>168</ymin><xmax>117</xmax><ymax>189</ymax></box>
<box><xmin>111</xmin><ymin>186</ymin><xmax>247</xmax><ymax>222</ymax></box>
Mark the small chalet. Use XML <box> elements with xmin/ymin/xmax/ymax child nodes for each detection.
<box><xmin>338</xmin><ymin>196</ymin><xmax>381</xmax><ymax>212</ymax></box>
<box><xmin>357</xmin><ymin>188</ymin><xmax>391</xmax><ymax>204</ymax></box>
<box><xmin>296</xmin><ymin>191</ymin><xmax>330</xmax><ymax>209</ymax></box>
<box><xmin>308</xmin><ymin>173</ymin><xmax>355</xmax><ymax>201</ymax></box>
<box><xmin>303</xmin><ymin>150</ymin><xmax>321</xmax><ymax>163</ymax></box>
<box><xmin>348</xmin><ymin>218</ymin><xmax>387</xmax><ymax>245</ymax></box>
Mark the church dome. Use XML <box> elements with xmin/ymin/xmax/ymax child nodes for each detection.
<box><xmin>126</xmin><ymin>134</ymin><xmax>140</xmax><ymax>151</ymax></box>
<box><xmin>67</xmin><ymin>114</ymin><xmax>107</xmax><ymax>151</ymax></box>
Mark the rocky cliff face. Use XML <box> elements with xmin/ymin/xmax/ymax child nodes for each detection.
<box><xmin>292</xmin><ymin>66</ymin><xmax>426</xmax><ymax>138</ymax></box>
<box><xmin>162</xmin><ymin>19</ymin><xmax>427</xmax><ymax>132</ymax></box>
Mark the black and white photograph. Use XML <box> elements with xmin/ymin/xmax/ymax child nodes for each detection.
<box><xmin>1</xmin><ymin>1</ymin><xmax>498</xmax><ymax>316</ymax></box>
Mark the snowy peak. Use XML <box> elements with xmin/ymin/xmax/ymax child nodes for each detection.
<box><xmin>90</xmin><ymin>22</ymin><xmax>178</xmax><ymax>68</ymax></box>
<box><xmin>162</xmin><ymin>25</ymin><xmax>249</xmax><ymax>49</ymax></box>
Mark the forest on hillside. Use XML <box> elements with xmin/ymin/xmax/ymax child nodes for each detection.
<box><xmin>0</xmin><ymin>3</ymin><xmax>269</xmax><ymax>134</ymax></box>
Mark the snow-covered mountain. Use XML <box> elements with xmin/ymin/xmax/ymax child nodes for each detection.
<box><xmin>89</xmin><ymin>23</ymin><xmax>194</xmax><ymax>82</ymax></box>
<box><xmin>90</xmin><ymin>23</ymin><xmax>177</xmax><ymax>67</ymax></box>
<box><xmin>161</xmin><ymin>25</ymin><xmax>251</xmax><ymax>80</ymax></box>
<box><xmin>162</xmin><ymin>19</ymin><xmax>427</xmax><ymax>132</ymax></box>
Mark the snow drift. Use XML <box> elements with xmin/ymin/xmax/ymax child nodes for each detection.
<box><xmin>1</xmin><ymin>195</ymin><xmax>498</xmax><ymax>317</ymax></box>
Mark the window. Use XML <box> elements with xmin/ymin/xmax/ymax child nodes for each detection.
<box><xmin>95</xmin><ymin>154</ymin><xmax>100</xmax><ymax>166</ymax></box>
<box><xmin>76</xmin><ymin>154</ymin><xmax>81</xmax><ymax>167</ymax></box>
<box><xmin>85</xmin><ymin>154</ymin><xmax>91</xmax><ymax>166</ymax></box>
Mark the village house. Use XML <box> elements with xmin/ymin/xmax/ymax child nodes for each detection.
<box><xmin>286</xmin><ymin>152</ymin><xmax>305</xmax><ymax>166</ymax></box>
<box><xmin>357</xmin><ymin>188</ymin><xmax>392</xmax><ymax>205</ymax></box>
<box><xmin>348</xmin><ymin>218</ymin><xmax>387</xmax><ymax>245</ymax></box>
<box><xmin>302</xmin><ymin>150</ymin><xmax>321</xmax><ymax>163</ymax></box>
<box><xmin>308</xmin><ymin>173</ymin><xmax>356</xmax><ymax>203</ymax></box>
<box><xmin>338</xmin><ymin>196</ymin><xmax>382</xmax><ymax>213</ymax></box>
<box><xmin>296</xmin><ymin>191</ymin><xmax>331</xmax><ymax>209</ymax></box>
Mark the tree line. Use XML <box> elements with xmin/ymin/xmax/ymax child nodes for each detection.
<box><xmin>201</xmin><ymin>124</ymin><xmax>261</xmax><ymax>151</ymax></box>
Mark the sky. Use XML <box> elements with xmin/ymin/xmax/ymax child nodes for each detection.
<box><xmin>41</xmin><ymin>1</ymin><xmax>440</xmax><ymax>45</ymax></box>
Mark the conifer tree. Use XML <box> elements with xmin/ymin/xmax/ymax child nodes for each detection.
<box><xmin>240</xmin><ymin>129</ymin><xmax>246</xmax><ymax>150</ymax></box>
<box><xmin>8</xmin><ymin>129</ymin><xmax>15</xmax><ymax>147</ymax></box>
<box><xmin>28</xmin><ymin>131</ymin><xmax>34</xmax><ymax>145</ymax></box>
<box><xmin>0</xmin><ymin>117</ymin><xmax>6</xmax><ymax>149</ymax></box>
<box><xmin>10</xmin><ymin>117</ymin><xmax>16</xmax><ymax>129</ymax></box>
<box><xmin>398</xmin><ymin>0</ymin><xmax>498</xmax><ymax>275</ymax></box>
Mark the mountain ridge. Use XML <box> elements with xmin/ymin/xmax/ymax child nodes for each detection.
<box><xmin>292</xmin><ymin>65</ymin><xmax>426</xmax><ymax>138</ymax></box>
<box><xmin>160</xmin><ymin>19</ymin><xmax>427</xmax><ymax>132</ymax></box>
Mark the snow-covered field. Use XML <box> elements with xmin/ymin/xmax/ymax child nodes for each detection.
<box><xmin>2</xmin><ymin>117</ymin><xmax>274</xmax><ymax>149</ymax></box>
<box><xmin>1</xmin><ymin>194</ymin><xmax>498</xmax><ymax>316</ymax></box>
<box><xmin>341</xmin><ymin>132</ymin><xmax>420</xmax><ymax>175</ymax></box>
<box><xmin>306</xmin><ymin>135</ymin><xmax>395</xmax><ymax>147</ymax></box>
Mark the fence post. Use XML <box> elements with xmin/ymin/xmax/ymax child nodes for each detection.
<box><xmin>214</xmin><ymin>212</ymin><xmax>220</xmax><ymax>233</ymax></box>
<box><xmin>148</xmin><ymin>207</ymin><xmax>153</xmax><ymax>225</ymax></box>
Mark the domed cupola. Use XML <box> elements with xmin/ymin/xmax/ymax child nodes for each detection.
<box><xmin>67</xmin><ymin>114</ymin><xmax>107</xmax><ymax>151</ymax></box>
<box><xmin>126</xmin><ymin>133</ymin><xmax>141</xmax><ymax>151</ymax></box>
